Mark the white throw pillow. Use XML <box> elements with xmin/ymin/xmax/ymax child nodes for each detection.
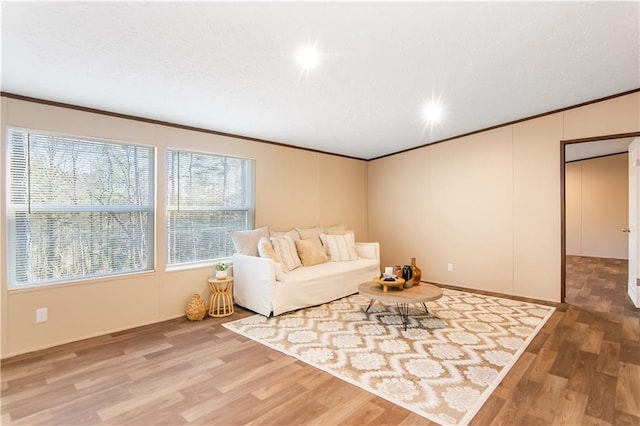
<box><xmin>319</xmin><ymin>232</ymin><xmax>359</xmax><ymax>262</ymax></box>
<box><xmin>229</xmin><ymin>226</ymin><xmax>269</xmax><ymax>256</ymax></box>
<box><xmin>270</xmin><ymin>235</ymin><xmax>303</xmax><ymax>272</ymax></box>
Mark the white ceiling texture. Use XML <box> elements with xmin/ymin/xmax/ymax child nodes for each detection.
<box><xmin>565</xmin><ymin>137</ymin><xmax>634</xmax><ymax>163</ymax></box>
<box><xmin>1</xmin><ymin>1</ymin><xmax>639</xmax><ymax>160</ymax></box>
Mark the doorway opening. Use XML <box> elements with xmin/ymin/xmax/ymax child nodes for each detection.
<box><xmin>560</xmin><ymin>132</ymin><xmax>640</xmax><ymax>304</ymax></box>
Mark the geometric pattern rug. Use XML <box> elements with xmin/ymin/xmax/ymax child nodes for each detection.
<box><xmin>223</xmin><ymin>289</ymin><xmax>555</xmax><ymax>425</ymax></box>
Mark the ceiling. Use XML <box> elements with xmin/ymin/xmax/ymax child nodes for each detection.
<box><xmin>565</xmin><ymin>137</ymin><xmax>633</xmax><ymax>163</ymax></box>
<box><xmin>1</xmin><ymin>2</ymin><xmax>639</xmax><ymax>160</ymax></box>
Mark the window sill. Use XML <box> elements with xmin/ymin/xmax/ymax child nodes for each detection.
<box><xmin>7</xmin><ymin>269</ymin><xmax>157</xmax><ymax>294</ymax></box>
<box><xmin>166</xmin><ymin>258</ymin><xmax>233</xmax><ymax>273</ymax></box>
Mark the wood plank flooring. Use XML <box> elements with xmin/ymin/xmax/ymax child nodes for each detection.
<box><xmin>1</xmin><ymin>255</ymin><xmax>639</xmax><ymax>425</ymax></box>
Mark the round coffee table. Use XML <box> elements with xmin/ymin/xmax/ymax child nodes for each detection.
<box><xmin>358</xmin><ymin>281</ymin><xmax>443</xmax><ymax>330</ymax></box>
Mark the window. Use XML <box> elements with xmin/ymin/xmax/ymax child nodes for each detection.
<box><xmin>7</xmin><ymin>129</ymin><xmax>155</xmax><ymax>288</ymax></box>
<box><xmin>166</xmin><ymin>149</ymin><xmax>254</xmax><ymax>266</ymax></box>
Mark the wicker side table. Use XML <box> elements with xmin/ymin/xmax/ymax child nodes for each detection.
<box><xmin>207</xmin><ymin>277</ymin><xmax>234</xmax><ymax>317</ymax></box>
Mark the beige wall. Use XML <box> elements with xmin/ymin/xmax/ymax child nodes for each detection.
<box><xmin>369</xmin><ymin>92</ymin><xmax>639</xmax><ymax>302</ymax></box>
<box><xmin>0</xmin><ymin>97</ymin><xmax>368</xmax><ymax>358</ymax></box>
<box><xmin>2</xmin><ymin>92</ymin><xmax>639</xmax><ymax>357</ymax></box>
<box><xmin>565</xmin><ymin>153</ymin><xmax>629</xmax><ymax>259</ymax></box>
<box><xmin>369</xmin><ymin>126</ymin><xmax>515</xmax><ymax>294</ymax></box>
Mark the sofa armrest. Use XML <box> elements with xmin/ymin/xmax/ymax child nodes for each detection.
<box><xmin>355</xmin><ymin>242</ymin><xmax>380</xmax><ymax>261</ymax></box>
<box><xmin>232</xmin><ymin>254</ymin><xmax>276</xmax><ymax>316</ymax></box>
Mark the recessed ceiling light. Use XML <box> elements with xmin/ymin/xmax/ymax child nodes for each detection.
<box><xmin>422</xmin><ymin>99</ymin><xmax>444</xmax><ymax>125</ymax></box>
<box><xmin>296</xmin><ymin>43</ymin><xmax>320</xmax><ymax>75</ymax></box>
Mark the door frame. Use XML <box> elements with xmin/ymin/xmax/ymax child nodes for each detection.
<box><xmin>560</xmin><ymin>131</ymin><xmax>640</xmax><ymax>302</ymax></box>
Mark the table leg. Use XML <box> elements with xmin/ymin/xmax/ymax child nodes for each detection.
<box><xmin>365</xmin><ymin>299</ymin><xmax>375</xmax><ymax>313</ymax></box>
<box><xmin>421</xmin><ymin>302</ymin><xmax>429</xmax><ymax>314</ymax></box>
<box><xmin>396</xmin><ymin>303</ymin><xmax>409</xmax><ymax>331</ymax></box>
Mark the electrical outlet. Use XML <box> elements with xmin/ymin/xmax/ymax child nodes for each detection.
<box><xmin>447</xmin><ymin>263</ymin><xmax>454</xmax><ymax>272</ymax></box>
<box><xmin>36</xmin><ymin>307</ymin><xmax>48</xmax><ymax>323</ymax></box>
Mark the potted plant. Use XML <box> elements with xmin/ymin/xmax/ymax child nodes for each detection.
<box><xmin>215</xmin><ymin>262</ymin><xmax>227</xmax><ymax>279</ymax></box>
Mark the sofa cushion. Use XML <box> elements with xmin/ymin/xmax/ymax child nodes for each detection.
<box><xmin>294</xmin><ymin>237</ymin><xmax>329</xmax><ymax>267</ymax></box>
<box><xmin>295</xmin><ymin>225</ymin><xmax>322</xmax><ymax>240</ymax></box>
<box><xmin>320</xmin><ymin>232</ymin><xmax>359</xmax><ymax>262</ymax></box>
<box><xmin>270</xmin><ymin>235</ymin><xmax>302</xmax><ymax>272</ymax></box>
<box><xmin>323</xmin><ymin>224</ymin><xmax>346</xmax><ymax>234</ymax></box>
<box><xmin>230</xmin><ymin>226</ymin><xmax>269</xmax><ymax>256</ymax></box>
<box><xmin>271</xmin><ymin>256</ymin><xmax>380</xmax><ymax>316</ymax></box>
<box><xmin>270</xmin><ymin>229</ymin><xmax>300</xmax><ymax>241</ymax></box>
<box><xmin>278</xmin><ymin>257</ymin><xmax>378</xmax><ymax>283</ymax></box>
<box><xmin>325</xmin><ymin>228</ymin><xmax>353</xmax><ymax>236</ymax></box>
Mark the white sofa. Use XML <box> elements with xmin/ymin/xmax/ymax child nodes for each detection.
<box><xmin>233</xmin><ymin>242</ymin><xmax>380</xmax><ymax>316</ymax></box>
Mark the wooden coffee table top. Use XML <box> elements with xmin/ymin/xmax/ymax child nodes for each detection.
<box><xmin>359</xmin><ymin>281</ymin><xmax>443</xmax><ymax>304</ymax></box>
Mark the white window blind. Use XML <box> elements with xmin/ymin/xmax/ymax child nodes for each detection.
<box><xmin>7</xmin><ymin>129</ymin><xmax>155</xmax><ymax>287</ymax></box>
<box><xmin>166</xmin><ymin>149</ymin><xmax>254</xmax><ymax>266</ymax></box>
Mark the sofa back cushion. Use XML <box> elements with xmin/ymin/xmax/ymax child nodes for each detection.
<box><xmin>295</xmin><ymin>226</ymin><xmax>322</xmax><ymax>240</ymax></box>
<box><xmin>270</xmin><ymin>229</ymin><xmax>300</xmax><ymax>241</ymax></box>
<box><xmin>322</xmin><ymin>224</ymin><xmax>346</xmax><ymax>234</ymax></box>
<box><xmin>230</xmin><ymin>226</ymin><xmax>270</xmax><ymax>256</ymax></box>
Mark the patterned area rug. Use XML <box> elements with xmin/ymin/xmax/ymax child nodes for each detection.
<box><xmin>223</xmin><ymin>288</ymin><xmax>555</xmax><ymax>425</ymax></box>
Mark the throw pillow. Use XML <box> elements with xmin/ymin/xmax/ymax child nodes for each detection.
<box><xmin>257</xmin><ymin>237</ymin><xmax>282</xmax><ymax>264</ymax></box>
<box><xmin>294</xmin><ymin>237</ymin><xmax>329</xmax><ymax>267</ymax></box>
<box><xmin>270</xmin><ymin>235</ymin><xmax>303</xmax><ymax>272</ymax></box>
<box><xmin>320</xmin><ymin>232</ymin><xmax>359</xmax><ymax>262</ymax></box>
<box><xmin>229</xmin><ymin>226</ymin><xmax>269</xmax><ymax>256</ymax></box>
<box><xmin>295</xmin><ymin>225</ymin><xmax>322</xmax><ymax>240</ymax></box>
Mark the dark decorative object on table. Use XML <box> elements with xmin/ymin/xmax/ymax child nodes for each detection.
<box><xmin>402</xmin><ymin>264</ymin><xmax>413</xmax><ymax>288</ymax></box>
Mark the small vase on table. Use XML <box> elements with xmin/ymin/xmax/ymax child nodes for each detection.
<box><xmin>411</xmin><ymin>257</ymin><xmax>422</xmax><ymax>286</ymax></box>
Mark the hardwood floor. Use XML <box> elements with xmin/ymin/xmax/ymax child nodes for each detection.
<box><xmin>1</xmin><ymin>255</ymin><xmax>639</xmax><ymax>425</ymax></box>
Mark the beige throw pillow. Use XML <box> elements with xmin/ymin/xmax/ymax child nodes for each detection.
<box><xmin>294</xmin><ymin>237</ymin><xmax>329</xmax><ymax>267</ymax></box>
<box><xmin>257</xmin><ymin>237</ymin><xmax>282</xmax><ymax>263</ymax></box>
<box><xmin>320</xmin><ymin>232</ymin><xmax>359</xmax><ymax>262</ymax></box>
<box><xmin>229</xmin><ymin>226</ymin><xmax>269</xmax><ymax>256</ymax></box>
<box><xmin>270</xmin><ymin>235</ymin><xmax>302</xmax><ymax>272</ymax></box>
